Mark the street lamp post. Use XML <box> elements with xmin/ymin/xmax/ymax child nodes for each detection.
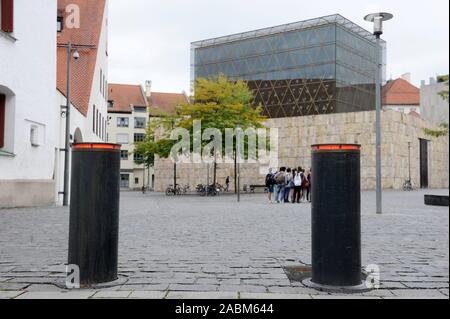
<box><xmin>62</xmin><ymin>42</ymin><xmax>80</xmax><ymax>207</ymax></box>
<box><xmin>408</xmin><ymin>141</ymin><xmax>412</xmax><ymax>183</ymax></box>
<box><xmin>58</xmin><ymin>43</ymin><xmax>93</xmax><ymax>206</ymax></box>
<box><xmin>364</xmin><ymin>12</ymin><xmax>393</xmax><ymax>215</ymax></box>
<box><xmin>236</xmin><ymin>125</ymin><xmax>241</xmax><ymax>203</ymax></box>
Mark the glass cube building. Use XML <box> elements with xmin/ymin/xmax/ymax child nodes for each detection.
<box><xmin>191</xmin><ymin>14</ymin><xmax>386</xmax><ymax>118</ymax></box>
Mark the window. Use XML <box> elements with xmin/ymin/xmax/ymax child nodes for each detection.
<box><xmin>30</xmin><ymin>125</ymin><xmax>39</xmax><ymax>147</ymax></box>
<box><xmin>0</xmin><ymin>94</ymin><xmax>5</xmax><ymax>148</ymax></box>
<box><xmin>100</xmin><ymin>69</ymin><xmax>103</xmax><ymax>95</ymax></box>
<box><xmin>101</xmin><ymin>116</ymin><xmax>104</xmax><ymax>140</ymax></box>
<box><xmin>134</xmin><ymin>106</ymin><xmax>147</xmax><ymax>113</ymax></box>
<box><xmin>1</xmin><ymin>0</ymin><xmax>14</xmax><ymax>33</ymax></box>
<box><xmin>117</xmin><ymin>117</ymin><xmax>129</xmax><ymax>127</ymax></box>
<box><xmin>120</xmin><ymin>174</ymin><xmax>130</xmax><ymax>188</ymax></box>
<box><xmin>93</xmin><ymin>105</ymin><xmax>96</xmax><ymax>133</ymax></box>
<box><xmin>108</xmin><ymin>100</ymin><xmax>114</xmax><ymax>108</ymax></box>
<box><xmin>96</xmin><ymin>110</ymin><xmax>99</xmax><ymax>136</ymax></box>
<box><xmin>134</xmin><ymin>117</ymin><xmax>146</xmax><ymax>129</ymax></box>
<box><xmin>134</xmin><ymin>153</ymin><xmax>144</xmax><ymax>162</ymax></box>
<box><xmin>134</xmin><ymin>133</ymin><xmax>145</xmax><ymax>143</ymax></box>
<box><xmin>120</xmin><ymin>150</ymin><xmax>129</xmax><ymax>160</ymax></box>
<box><xmin>135</xmin><ymin>177</ymin><xmax>139</xmax><ymax>185</ymax></box>
<box><xmin>57</xmin><ymin>16</ymin><xmax>64</xmax><ymax>32</ymax></box>
<box><xmin>116</xmin><ymin>133</ymin><xmax>129</xmax><ymax>145</ymax></box>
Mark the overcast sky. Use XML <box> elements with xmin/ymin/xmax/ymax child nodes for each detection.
<box><xmin>108</xmin><ymin>0</ymin><xmax>449</xmax><ymax>94</ymax></box>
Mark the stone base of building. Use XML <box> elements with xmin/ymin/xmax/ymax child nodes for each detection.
<box><xmin>0</xmin><ymin>180</ymin><xmax>55</xmax><ymax>209</ymax></box>
<box><xmin>153</xmin><ymin>110</ymin><xmax>449</xmax><ymax>192</ymax></box>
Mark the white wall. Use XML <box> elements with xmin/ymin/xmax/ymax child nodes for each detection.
<box><xmin>421</xmin><ymin>81</ymin><xmax>449</xmax><ymax>125</ymax></box>
<box><xmin>0</xmin><ymin>0</ymin><xmax>57</xmax><ymax>182</ymax></box>
<box><xmin>108</xmin><ymin>110</ymin><xmax>151</xmax><ymax>190</ymax></box>
<box><xmin>54</xmin><ymin>1</ymin><xmax>109</xmax><ymax>204</ymax></box>
<box><xmin>384</xmin><ymin>105</ymin><xmax>421</xmax><ymax>115</ymax></box>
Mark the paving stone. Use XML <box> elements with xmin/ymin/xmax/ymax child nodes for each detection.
<box><xmin>16</xmin><ymin>291</ymin><xmax>95</xmax><ymax>299</ymax></box>
<box><xmin>402</xmin><ymin>282</ymin><xmax>449</xmax><ymax>289</ymax></box>
<box><xmin>439</xmin><ymin>289</ymin><xmax>449</xmax><ymax>296</ymax></box>
<box><xmin>92</xmin><ymin>291</ymin><xmax>132</xmax><ymax>299</ymax></box>
<box><xmin>240</xmin><ymin>293</ymin><xmax>312</xmax><ymax>299</ymax></box>
<box><xmin>219</xmin><ymin>285</ymin><xmax>267</xmax><ymax>293</ymax></box>
<box><xmin>0</xmin><ymin>282</ymin><xmax>30</xmax><ymax>291</ymax></box>
<box><xmin>311</xmin><ymin>295</ymin><xmax>381</xmax><ymax>299</ymax></box>
<box><xmin>267</xmin><ymin>286</ymin><xmax>319</xmax><ymax>294</ymax></box>
<box><xmin>390</xmin><ymin>289</ymin><xmax>449</xmax><ymax>299</ymax></box>
<box><xmin>129</xmin><ymin>291</ymin><xmax>167</xmax><ymax>299</ymax></box>
<box><xmin>166</xmin><ymin>292</ymin><xmax>238</xmax><ymax>299</ymax></box>
<box><xmin>168</xmin><ymin>284</ymin><xmax>219</xmax><ymax>292</ymax></box>
<box><xmin>0</xmin><ymin>291</ymin><xmax>24</xmax><ymax>299</ymax></box>
<box><xmin>0</xmin><ymin>190</ymin><xmax>448</xmax><ymax>299</ymax></box>
<box><xmin>25</xmin><ymin>284</ymin><xmax>62</xmax><ymax>292</ymax></box>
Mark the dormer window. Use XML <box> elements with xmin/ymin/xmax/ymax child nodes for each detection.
<box><xmin>107</xmin><ymin>100</ymin><xmax>114</xmax><ymax>108</ymax></box>
<box><xmin>57</xmin><ymin>16</ymin><xmax>64</xmax><ymax>33</ymax></box>
<box><xmin>133</xmin><ymin>106</ymin><xmax>147</xmax><ymax>113</ymax></box>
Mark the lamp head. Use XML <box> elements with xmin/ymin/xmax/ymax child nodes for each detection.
<box><xmin>73</xmin><ymin>50</ymin><xmax>80</xmax><ymax>60</ymax></box>
<box><xmin>364</xmin><ymin>12</ymin><xmax>393</xmax><ymax>36</ymax></box>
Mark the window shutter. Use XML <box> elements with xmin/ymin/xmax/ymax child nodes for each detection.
<box><xmin>0</xmin><ymin>94</ymin><xmax>5</xmax><ymax>148</ymax></box>
<box><xmin>1</xmin><ymin>0</ymin><xmax>14</xmax><ymax>33</ymax></box>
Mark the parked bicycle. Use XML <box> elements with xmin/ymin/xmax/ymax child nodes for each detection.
<box><xmin>196</xmin><ymin>184</ymin><xmax>219</xmax><ymax>197</ymax></box>
<box><xmin>402</xmin><ymin>179</ymin><xmax>415</xmax><ymax>192</ymax></box>
<box><xmin>165</xmin><ymin>184</ymin><xmax>181</xmax><ymax>196</ymax></box>
<box><xmin>180</xmin><ymin>184</ymin><xmax>190</xmax><ymax>194</ymax></box>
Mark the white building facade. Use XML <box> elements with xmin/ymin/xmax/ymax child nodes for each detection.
<box><xmin>0</xmin><ymin>0</ymin><xmax>58</xmax><ymax>208</ymax></box>
<box><xmin>54</xmin><ymin>0</ymin><xmax>109</xmax><ymax>205</ymax></box>
<box><xmin>107</xmin><ymin>84</ymin><xmax>150</xmax><ymax>190</ymax></box>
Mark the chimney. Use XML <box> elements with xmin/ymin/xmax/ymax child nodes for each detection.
<box><xmin>145</xmin><ymin>80</ymin><xmax>152</xmax><ymax>97</ymax></box>
<box><xmin>401</xmin><ymin>73</ymin><xmax>412</xmax><ymax>83</ymax></box>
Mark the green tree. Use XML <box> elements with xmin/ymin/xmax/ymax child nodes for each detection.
<box><xmin>177</xmin><ymin>75</ymin><xmax>268</xmax><ymax>188</ymax></box>
<box><xmin>135</xmin><ymin>75</ymin><xmax>270</xmax><ymax>191</ymax></box>
<box><xmin>134</xmin><ymin>112</ymin><xmax>180</xmax><ymax>187</ymax></box>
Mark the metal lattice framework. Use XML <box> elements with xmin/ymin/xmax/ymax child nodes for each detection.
<box><xmin>190</xmin><ymin>14</ymin><xmax>386</xmax><ymax>118</ymax></box>
<box><xmin>191</xmin><ymin>14</ymin><xmax>384</xmax><ymax>49</ymax></box>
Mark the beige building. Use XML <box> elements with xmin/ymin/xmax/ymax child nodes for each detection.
<box><xmin>107</xmin><ymin>84</ymin><xmax>150</xmax><ymax>190</ymax></box>
<box><xmin>154</xmin><ymin>110</ymin><xmax>449</xmax><ymax>192</ymax></box>
<box><xmin>383</xmin><ymin>75</ymin><xmax>421</xmax><ymax>116</ymax></box>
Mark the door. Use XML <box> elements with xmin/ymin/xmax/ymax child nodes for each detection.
<box><xmin>419</xmin><ymin>139</ymin><xmax>429</xmax><ymax>189</ymax></box>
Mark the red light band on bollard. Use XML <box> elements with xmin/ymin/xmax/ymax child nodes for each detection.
<box><xmin>73</xmin><ymin>143</ymin><xmax>121</xmax><ymax>150</ymax></box>
<box><xmin>312</xmin><ymin>145</ymin><xmax>361</xmax><ymax>151</ymax></box>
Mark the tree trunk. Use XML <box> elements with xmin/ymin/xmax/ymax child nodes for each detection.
<box><xmin>174</xmin><ymin>163</ymin><xmax>177</xmax><ymax>187</ymax></box>
<box><xmin>214</xmin><ymin>161</ymin><xmax>217</xmax><ymax>185</ymax></box>
<box><xmin>234</xmin><ymin>151</ymin><xmax>237</xmax><ymax>194</ymax></box>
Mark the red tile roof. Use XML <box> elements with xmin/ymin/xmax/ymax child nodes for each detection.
<box><xmin>108</xmin><ymin>84</ymin><xmax>147</xmax><ymax>113</ymax></box>
<box><xmin>57</xmin><ymin>0</ymin><xmax>106</xmax><ymax>117</ymax></box>
<box><xmin>149</xmin><ymin>92</ymin><xmax>188</xmax><ymax>116</ymax></box>
<box><xmin>382</xmin><ymin>78</ymin><xmax>420</xmax><ymax>106</ymax></box>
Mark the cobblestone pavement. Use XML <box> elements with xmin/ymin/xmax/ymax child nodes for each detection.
<box><xmin>0</xmin><ymin>189</ymin><xmax>448</xmax><ymax>299</ymax></box>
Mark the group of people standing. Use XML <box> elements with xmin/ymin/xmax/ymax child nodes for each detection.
<box><xmin>265</xmin><ymin>167</ymin><xmax>312</xmax><ymax>204</ymax></box>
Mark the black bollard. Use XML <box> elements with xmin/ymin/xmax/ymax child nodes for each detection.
<box><xmin>311</xmin><ymin>144</ymin><xmax>362</xmax><ymax>287</ymax></box>
<box><xmin>68</xmin><ymin>143</ymin><xmax>121</xmax><ymax>286</ymax></box>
